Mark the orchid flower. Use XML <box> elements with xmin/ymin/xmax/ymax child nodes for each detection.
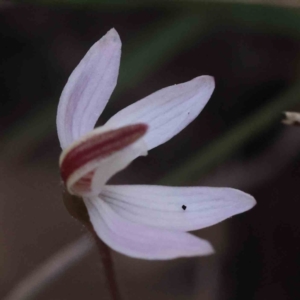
<box><xmin>57</xmin><ymin>28</ymin><xmax>256</xmax><ymax>260</ymax></box>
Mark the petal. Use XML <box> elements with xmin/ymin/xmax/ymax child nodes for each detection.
<box><xmin>84</xmin><ymin>197</ymin><xmax>214</xmax><ymax>260</ymax></box>
<box><xmin>57</xmin><ymin>28</ymin><xmax>121</xmax><ymax>149</ymax></box>
<box><xmin>101</xmin><ymin>185</ymin><xmax>256</xmax><ymax>231</ymax></box>
<box><xmin>283</xmin><ymin>111</ymin><xmax>300</xmax><ymax>126</ymax></box>
<box><xmin>105</xmin><ymin>76</ymin><xmax>215</xmax><ymax>150</ymax></box>
<box><xmin>59</xmin><ymin>124</ymin><xmax>147</xmax><ymax>197</ymax></box>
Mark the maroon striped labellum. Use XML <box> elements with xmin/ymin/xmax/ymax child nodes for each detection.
<box><xmin>60</xmin><ymin>124</ymin><xmax>147</xmax><ymax>195</ymax></box>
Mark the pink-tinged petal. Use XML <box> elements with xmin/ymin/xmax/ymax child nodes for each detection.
<box><xmin>59</xmin><ymin>124</ymin><xmax>147</xmax><ymax>197</ymax></box>
<box><xmin>105</xmin><ymin>76</ymin><xmax>215</xmax><ymax>150</ymax></box>
<box><xmin>57</xmin><ymin>28</ymin><xmax>121</xmax><ymax>149</ymax></box>
<box><xmin>101</xmin><ymin>185</ymin><xmax>256</xmax><ymax>231</ymax></box>
<box><xmin>84</xmin><ymin>197</ymin><xmax>214</xmax><ymax>260</ymax></box>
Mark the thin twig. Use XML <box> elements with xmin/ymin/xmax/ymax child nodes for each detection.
<box><xmin>3</xmin><ymin>235</ymin><xmax>93</xmax><ymax>300</ymax></box>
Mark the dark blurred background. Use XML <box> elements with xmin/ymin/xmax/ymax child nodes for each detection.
<box><xmin>1</xmin><ymin>1</ymin><xmax>300</xmax><ymax>299</ymax></box>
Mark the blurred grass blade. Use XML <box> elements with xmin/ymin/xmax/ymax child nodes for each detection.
<box><xmin>159</xmin><ymin>83</ymin><xmax>300</xmax><ymax>185</ymax></box>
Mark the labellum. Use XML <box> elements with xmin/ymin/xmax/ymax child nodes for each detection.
<box><xmin>60</xmin><ymin>124</ymin><xmax>148</xmax><ymax>196</ymax></box>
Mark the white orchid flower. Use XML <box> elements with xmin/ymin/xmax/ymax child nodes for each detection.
<box><xmin>57</xmin><ymin>28</ymin><xmax>256</xmax><ymax>260</ymax></box>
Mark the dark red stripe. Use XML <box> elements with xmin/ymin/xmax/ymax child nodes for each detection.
<box><xmin>60</xmin><ymin>124</ymin><xmax>147</xmax><ymax>183</ymax></box>
<box><xmin>72</xmin><ymin>171</ymin><xmax>93</xmax><ymax>195</ymax></box>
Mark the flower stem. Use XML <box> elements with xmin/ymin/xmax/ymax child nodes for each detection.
<box><xmin>89</xmin><ymin>226</ymin><xmax>122</xmax><ymax>300</ymax></box>
<box><xmin>63</xmin><ymin>192</ymin><xmax>121</xmax><ymax>300</ymax></box>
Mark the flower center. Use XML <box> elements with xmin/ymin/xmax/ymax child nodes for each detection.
<box><xmin>60</xmin><ymin>123</ymin><xmax>148</xmax><ymax>196</ymax></box>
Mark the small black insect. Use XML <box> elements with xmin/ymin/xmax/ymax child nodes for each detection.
<box><xmin>182</xmin><ymin>205</ymin><xmax>187</xmax><ymax>211</ymax></box>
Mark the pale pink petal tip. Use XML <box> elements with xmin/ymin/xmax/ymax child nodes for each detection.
<box><xmin>233</xmin><ymin>188</ymin><xmax>256</xmax><ymax>211</ymax></box>
<box><xmin>105</xmin><ymin>28</ymin><xmax>121</xmax><ymax>43</ymax></box>
<box><xmin>201</xmin><ymin>75</ymin><xmax>215</xmax><ymax>91</ymax></box>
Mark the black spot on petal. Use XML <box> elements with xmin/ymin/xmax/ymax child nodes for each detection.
<box><xmin>182</xmin><ymin>205</ymin><xmax>187</xmax><ymax>211</ymax></box>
